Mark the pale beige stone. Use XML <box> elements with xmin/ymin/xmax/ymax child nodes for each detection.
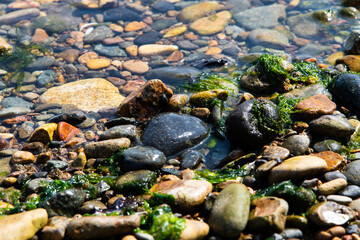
<box><xmin>40</xmin><ymin>78</ymin><xmax>125</xmax><ymax>112</ymax></box>
<box><xmin>138</xmin><ymin>44</ymin><xmax>178</xmax><ymax>57</ymax></box>
<box><xmin>87</xmin><ymin>59</ymin><xmax>111</xmax><ymax>70</ymax></box>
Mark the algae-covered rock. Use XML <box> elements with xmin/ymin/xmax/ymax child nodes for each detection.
<box><xmin>116</xmin><ymin>170</ymin><xmax>157</xmax><ymax>194</ymax></box>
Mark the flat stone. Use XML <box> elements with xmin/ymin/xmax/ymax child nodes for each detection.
<box><xmin>11</xmin><ymin>150</ymin><xmax>35</xmax><ymax>164</ymax></box>
<box><xmin>312</xmin><ymin>151</ymin><xmax>346</xmax><ymax>171</ymax></box>
<box><xmin>115</xmin><ymin>170</ymin><xmax>157</xmax><ymax>194</ymax></box>
<box><xmin>145</xmin><ymin>66</ymin><xmax>201</xmax><ymax>85</ymax></box>
<box><xmin>336</xmin><ymin>55</ymin><xmax>360</xmax><ymax>72</ymax></box>
<box><xmin>151</xmin><ymin>180</ymin><xmax>212</xmax><ymax>212</ymax></box>
<box><xmin>287</xmin><ymin>13</ymin><xmax>321</xmax><ymax>38</ymax></box>
<box><xmin>120</xmin><ymin>146</ymin><xmax>166</xmax><ymax>171</ymax></box>
<box><xmin>142</xmin><ymin>113</ymin><xmax>209</xmax><ymax>156</ymax></box>
<box><xmin>0</xmin><ymin>8</ymin><xmax>40</xmax><ymax>24</ymax></box>
<box><xmin>294</xmin><ymin>94</ymin><xmax>336</xmax><ymax>121</ymax></box>
<box><xmin>309</xmin><ymin>114</ymin><xmax>355</xmax><ymax>139</ymax></box>
<box><xmin>86</xmin><ymin>59</ymin><xmax>111</xmax><ymax>70</ymax></box>
<box><xmin>94</xmin><ymin>44</ymin><xmax>127</xmax><ymax>57</ymax></box>
<box><xmin>40</xmin><ymin>78</ymin><xmax>125</xmax><ymax>112</ymax></box>
<box><xmin>138</xmin><ymin>44</ymin><xmax>178</xmax><ymax>57</ymax></box>
<box><xmin>83</xmin><ymin>26</ymin><xmax>114</xmax><ymax>44</ymax></box>
<box><xmin>125</xmin><ymin>21</ymin><xmax>147</xmax><ymax>32</ymax></box>
<box><xmin>117</xmin><ymin>79</ymin><xmax>173</xmax><ymax>122</ymax></box>
<box><xmin>79</xmin><ymin>0</ymin><xmax>115</xmax><ymax>9</ymax></box>
<box><xmin>248</xmin><ymin>29</ymin><xmax>289</xmax><ymax>49</ymax></box>
<box><xmin>209</xmin><ymin>183</ymin><xmax>250</xmax><ymax>238</ymax></box>
<box><xmin>262</xmin><ymin>146</ymin><xmax>290</xmax><ymax>160</ymax></box>
<box><xmin>1</xmin><ymin>97</ymin><xmax>33</xmax><ymax>109</ymax></box>
<box><xmin>99</xmin><ymin>125</ymin><xmax>137</xmax><ymax>141</ymax></box>
<box><xmin>177</xmin><ymin>1</ymin><xmax>220</xmax><ymax>23</ymax></box>
<box><xmin>268</xmin><ymin>155</ymin><xmax>328</xmax><ymax>184</ymax></box>
<box><xmin>103</xmin><ymin>7</ymin><xmax>142</xmax><ymax>22</ymax></box>
<box><xmin>84</xmin><ymin>138</ymin><xmax>131</xmax><ymax>158</ymax></box>
<box><xmin>78</xmin><ymin>52</ymin><xmax>98</xmax><ymax>64</ymax></box>
<box><xmin>164</xmin><ymin>25</ymin><xmax>187</xmax><ymax>38</ymax></box>
<box><xmin>66</xmin><ymin>215</ymin><xmax>140</xmax><ymax>239</ymax></box>
<box><xmin>233</xmin><ymin>4</ymin><xmax>286</xmax><ymax>30</ymax></box>
<box><xmin>122</xmin><ymin>60</ymin><xmax>149</xmax><ymax>74</ymax></box>
<box><xmin>31</xmin><ymin>28</ymin><xmax>49</xmax><ymax>43</ymax></box>
<box><xmin>190</xmin><ymin>11</ymin><xmax>231</xmax><ymax>36</ymax></box>
<box><xmin>134</xmin><ymin>31</ymin><xmax>162</xmax><ymax>45</ymax></box>
<box><xmin>318</xmin><ymin>178</ymin><xmax>348</xmax><ymax>195</ymax></box>
<box><xmin>0</xmin><ymin>208</ymin><xmax>48</xmax><ymax>240</ymax></box>
<box><xmin>40</xmin><ymin>216</ymin><xmax>69</xmax><ymax>240</ymax></box>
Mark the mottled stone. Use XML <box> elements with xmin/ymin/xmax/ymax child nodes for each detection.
<box><xmin>190</xmin><ymin>11</ymin><xmax>231</xmax><ymax>36</ymax></box>
<box><xmin>28</xmin><ymin>123</ymin><xmax>57</xmax><ymax>145</ymax></box>
<box><xmin>294</xmin><ymin>94</ymin><xmax>336</xmax><ymax>121</ymax></box>
<box><xmin>312</xmin><ymin>151</ymin><xmax>346</xmax><ymax>171</ymax></box>
<box><xmin>177</xmin><ymin>2</ymin><xmax>220</xmax><ymax>23</ymax></box>
<box><xmin>84</xmin><ymin>138</ymin><xmax>131</xmax><ymax>158</ymax></box>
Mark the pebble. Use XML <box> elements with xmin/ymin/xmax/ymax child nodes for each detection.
<box><xmin>28</xmin><ymin>123</ymin><xmax>57</xmax><ymax>145</ymax></box>
<box><xmin>121</xmin><ymin>146</ymin><xmax>166</xmax><ymax>171</ymax></box>
<box><xmin>40</xmin><ymin>216</ymin><xmax>69</xmax><ymax>240</ymax></box>
<box><xmin>248</xmin><ymin>29</ymin><xmax>289</xmax><ymax>49</ymax></box>
<box><xmin>11</xmin><ymin>150</ymin><xmax>35</xmax><ymax>164</ymax></box>
<box><xmin>326</xmin><ymin>195</ymin><xmax>353</xmax><ymax>205</ymax></box>
<box><xmin>177</xmin><ymin>2</ymin><xmax>220</xmax><ymax>23</ymax></box>
<box><xmin>318</xmin><ymin>178</ymin><xmax>348</xmax><ymax>195</ymax></box>
<box><xmin>86</xmin><ymin>59</ymin><xmax>111</xmax><ymax>70</ymax></box>
<box><xmin>190</xmin><ymin>11</ymin><xmax>231</xmax><ymax>36</ymax></box>
<box><xmin>282</xmin><ymin>134</ymin><xmax>310</xmax><ymax>156</ymax></box>
<box><xmin>124</xmin><ymin>21</ymin><xmax>147</xmax><ymax>32</ymax></box>
<box><xmin>0</xmin><ymin>8</ymin><xmax>40</xmax><ymax>25</ymax></box>
<box><xmin>122</xmin><ymin>60</ymin><xmax>149</xmax><ymax>74</ymax></box>
<box><xmin>138</xmin><ymin>44</ymin><xmax>178</xmax><ymax>57</ymax></box>
<box><xmin>84</xmin><ymin>138</ymin><xmax>131</xmax><ymax>158</ymax></box>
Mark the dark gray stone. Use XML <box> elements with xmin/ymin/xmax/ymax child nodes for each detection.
<box><xmin>313</xmin><ymin>139</ymin><xmax>343</xmax><ymax>153</ymax></box>
<box><xmin>134</xmin><ymin>31</ymin><xmax>162</xmax><ymax>45</ymax></box>
<box><xmin>144</xmin><ymin>66</ymin><xmax>201</xmax><ymax>85</ymax></box>
<box><xmin>121</xmin><ymin>146</ymin><xmax>166</xmax><ymax>171</ymax></box>
<box><xmin>282</xmin><ymin>135</ymin><xmax>310</xmax><ymax>156</ymax></box>
<box><xmin>37</xmin><ymin>70</ymin><xmax>56</xmax><ymax>87</ymax></box>
<box><xmin>115</xmin><ymin>170</ymin><xmax>157</xmax><ymax>193</ymax></box>
<box><xmin>342</xmin><ymin>160</ymin><xmax>360</xmax><ymax>185</ymax></box>
<box><xmin>142</xmin><ymin>113</ymin><xmax>209</xmax><ymax>156</ymax></box>
<box><xmin>94</xmin><ymin>44</ymin><xmax>127</xmax><ymax>57</ymax></box>
<box><xmin>153</xmin><ymin>1</ymin><xmax>175</xmax><ymax>12</ymax></box>
<box><xmin>309</xmin><ymin>114</ymin><xmax>355</xmax><ymax>139</ymax></box>
<box><xmin>99</xmin><ymin>125</ymin><xmax>137</xmax><ymax>141</ymax></box>
<box><xmin>338</xmin><ymin>185</ymin><xmax>360</xmax><ymax>198</ymax></box>
<box><xmin>1</xmin><ymin>97</ymin><xmax>33</xmax><ymax>109</ymax></box>
<box><xmin>151</xmin><ymin>19</ymin><xmax>177</xmax><ymax>31</ymax></box>
<box><xmin>26</xmin><ymin>56</ymin><xmax>56</xmax><ymax>71</ymax></box>
<box><xmin>177</xmin><ymin>40</ymin><xmax>199</xmax><ymax>50</ymax></box>
<box><xmin>44</xmin><ymin>160</ymin><xmax>69</xmax><ymax>171</ymax></box>
<box><xmin>324</xmin><ymin>171</ymin><xmax>347</xmax><ymax>181</ymax></box>
<box><xmin>84</xmin><ymin>26</ymin><xmax>114</xmax><ymax>44</ymax></box>
<box><xmin>179</xmin><ymin>150</ymin><xmax>203</xmax><ymax>169</ymax></box>
<box><xmin>333</xmin><ymin>73</ymin><xmax>360</xmax><ymax>116</ymax></box>
<box><xmin>32</xmin><ymin>15</ymin><xmax>68</xmax><ymax>34</ymax></box>
<box><xmin>225</xmin><ymin>99</ymin><xmax>281</xmax><ymax>149</ymax></box>
<box><xmin>103</xmin><ymin>7</ymin><xmax>142</xmax><ymax>22</ymax></box>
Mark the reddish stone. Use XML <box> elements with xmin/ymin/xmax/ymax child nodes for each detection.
<box><xmin>117</xmin><ymin>79</ymin><xmax>173</xmax><ymax>122</ymax></box>
<box><xmin>0</xmin><ymin>136</ymin><xmax>8</xmax><ymax>150</ymax></box>
<box><xmin>166</xmin><ymin>51</ymin><xmax>184</xmax><ymax>62</ymax></box>
<box><xmin>336</xmin><ymin>55</ymin><xmax>360</xmax><ymax>72</ymax></box>
<box><xmin>56</xmin><ymin>122</ymin><xmax>80</xmax><ymax>142</ymax></box>
<box><xmin>312</xmin><ymin>151</ymin><xmax>346</xmax><ymax>171</ymax></box>
<box><xmin>2</xmin><ymin>115</ymin><xmax>27</xmax><ymax>125</ymax></box>
<box><xmin>294</xmin><ymin>94</ymin><xmax>336</xmax><ymax>121</ymax></box>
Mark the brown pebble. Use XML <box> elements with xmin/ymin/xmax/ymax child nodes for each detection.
<box><xmin>329</xmin><ymin>226</ymin><xmax>346</xmax><ymax>237</ymax></box>
<box><xmin>191</xmin><ymin>108</ymin><xmax>210</xmax><ymax>120</ymax></box>
<box><xmin>166</xmin><ymin>51</ymin><xmax>183</xmax><ymax>62</ymax></box>
<box><xmin>122</xmin><ymin>235</ymin><xmax>137</xmax><ymax>240</ymax></box>
<box><xmin>125</xmin><ymin>45</ymin><xmax>138</xmax><ymax>57</ymax></box>
<box><xmin>31</xmin><ymin>28</ymin><xmax>49</xmax><ymax>43</ymax></box>
<box><xmin>352</xmin><ymin>233</ymin><xmax>360</xmax><ymax>240</ymax></box>
<box><xmin>11</xmin><ymin>151</ymin><xmax>35</xmax><ymax>164</ymax></box>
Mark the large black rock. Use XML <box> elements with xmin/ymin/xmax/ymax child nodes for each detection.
<box><xmin>333</xmin><ymin>73</ymin><xmax>360</xmax><ymax>116</ymax></box>
<box><xmin>225</xmin><ymin>99</ymin><xmax>281</xmax><ymax>149</ymax></box>
<box><xmin>142</xmin><ymin>113</ymin><xmax>209</xmax><ymax>156</ymax></box>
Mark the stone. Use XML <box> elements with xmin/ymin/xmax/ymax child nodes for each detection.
<box><xmin>179</xmin><ymin>150</ymin><xmax>203</xmax><ymax>170</ymax></box>
<box><xmin>248</xmin><ymin>29</ymin><xmax>289</xmax><ymax>49</ymax></box>
<box><xmin>115</xmin><ymin>170</ymin><xmax>157</xmax><ymax>194</ymax></box>
<box><xmin>78</xmin><ymin>52</ymin><xmax>98</xmax><ymax>64</ymax></box>
<box><xmin>336</xmin><ymin>55</ymin><xmax>360</xmax><ymax>72</ymax></box>
<box><xmin>103</xmin><ymin>7</ymin><xmax>142</xmax><ymax>22</ymax></box>
<box><xmin>37</xmin><ymin>70</ymin><xmax>56</xmax><ymax>87</ymax></box>
<box><xmin>294</xmin><ymin>94</ymin><xmax>336</xmax><ymax>121</ymax></box>
<box><xmin>71</xmin><ymin>151</ymin><xmax>87</xmax><ymax>169</ymax></box>
<box><xmin>94</xmin><ymin>44</ymin><xmax>127</xmax><ymax>57</ymax></box>
<box><xmin>164</xmin><ymin>26</ymin><xmax>187</xmax><ymax>38</ymax></box>
<box><xmin>318</xmin><ymin>178</ymin><xmax>348</xmax><ymax>195</ymax></box>
<box><xmin>344</xmin><ymin>30</ymin><xmax>360</xmax><ymax>55</ymax></box>
<box><xmin>0</xmin><ymin>37</ymin><xmax>12</xmax><ymax>53</ymax></box>
<box><xmin>298</xmin><ymin>43</ymin><xmax>332</xmax><ymax>56</ymax></box>
<box><xmin>152</xmin><ymin>19</ymin><xmax>178</xmax><ymax>31</ymax></box>
<box><xmin>80</xmin><ymin>200</ymin><xmax>107</xmax><ymax>213</ymax></box>
<box><xmin>138</xmin><ymin>44</ymin><xmax>178</xmax><ymax>57</ymax></box>
<box><xmin>268</xmin><ymin>155</ymin><xmax>328</xmax><ymax>184</ymax></box>
<box><xmin>326</xmin><ymin>195</ymin><xmax>352</xmax><ymax>205</ymax></box>
<box><xmin>189</xmin><ymin>89</ymin><xmax>228</xmax><ymax>107</ymax></box>
<box><xmin>8</xmin><ymin>0</ymin><xmax>41</xmax><ymax>9</ymax></box>
<box><xmin>83</xmin><ymin>26</ymin><xmax>114</xmax><ymax>44</ymax></box>
<box><xmin>0</xmin><ymin>208</ymin><xmax>48</xmax><ymax>240</ymax></box>
<box><xmin>0</xmin><ymin>136</ymin><xmax>8</xmax><ymax>150</ymax></box>
<box><xmin>11</xmin><ymin>150</ymin><xmax>35</xmax><ymax>164</ymax></box>
<box><xmin>0</xmin><ymin>8</ymin><xmax>40</xmax><ymax>25</ymax></box>
<box><xmin>309</xmin><ymin>114</ymin><xmax>355</xmax><ymax>139</ymax></box>
<box><xmin>99</xmin><ymin>125</ymin><xmax>137</xmax><ymax>141</ymax></box>
<box><xmin>283</xmin><ymin>83</ymin><xmax>332</xmax><ymax>100</ymax></box>
<box><xmin>166</xmin><ymin>51</ymin><xmax>184</xmax><ymax>62</ymax></box>
<box><xmin>190</xmin><ymin>11</ymin><xmax>232</xmax><ymax>36</ymax></box>
<box><xmin>145</xmin><ymin>67</ymin><xmax>201</xmax><ymax>85</ymax></box>
<box><xmin>31</xmin><ymin>28</ymin><xmax>49</xmax><ymax>43</ymax></box>
<box><xmin>117</xmin><ymin>79</ymin><xmax>173</xmax><ymax>122</ymax></box>
<box><xmin>287</xmin><ymin>13</ymin><xmax>321</xmax><ymax>38</ymax></box>
<box><xmin>28</xmin><ymin>123</ymin><xmax>57</xmax><ymax>145</ymax></box>
<box><xmin>282</xmin><ymin>134</ymin><xmax>310</xmax><ymax>156</ymax></box>
<box><xmin>164</xmin><ymin>94</ymin><xmax>189</xmax><ymax>112</ymax></box>
<box><xmin>313</xmin><ymin>151</ymin><xmax>346</xmax><ymax>172</ymax></box>
<box><xmin>151</xmin><ymin>180</ymin><xmax>212</xmax><ymax>212</ymax></box>
<box><xmin>66</xmin><ymin>215</ymin><xmax>140</xmax><ymax>239</ymax></box>
<box><xmin>32</xmin><ymin>15</ymin><xmax>70</xmax><ymax>34</ymax></box>
<box><xmin>42</xmin><ymin>189</ymin><xmax>86</xmax><ymax>217</ymax></box>
<box><xmin>179</xmin><ymin>219</ymin><xmax>209</xmax><ymax>240</ymax></box>
<box><xmin>122</xmin><ymin>60</ymin><xmax>149</xmax><ymax>74</ymax></box>
<box><xmin>248</xmin><ymin>197</ymin><xmax>288</xmax><ymax>233</ymax></box>
<box><xmin>48</xmin><ymin>111</ymin><xmax>87</xmax><ymax>125</ymax></box>
<box><xmin>177</xmin><ymin>2</ymin><xmax>220</xmax><ymax>23</ymax></box>
<box><xmin>86</xmin><ymin>59</ymin><xmax>111</xmax><ymax>70</ymax></box>
<box><xmin>40</xmin><ymin>216</ymin><xmax>69</xmax><ymax>240</ymax></box>
<box><xmin>153</xmin><ymin>1</ymin><xmax>175</xmax><ymax>12</ymax></box>
<box><xmin>125</xmin><ymin>21</ymin><xmax>147</xmax><ymax>32</ymax></box>
<box><xmin>80</xmin><ymin>0</ymin><xmax>115</xmax><ymax>9</ymax></box>
<box><xmin>84</xmin><ymin>138</ymin><xmax>131</xmax><ymax>158</ymax></box>
<box><xmin>56</xmin><ymin>122</ymin><xmax>80</xmax><ymax>142</ymax></box>
<box><xmin>333</xmin><ymin>73</ymin><xmax>360</xmax><ymax>116</ymax></box>
<box><xmin>209</xmin><ymin>183</ymin><xmax>250</xmax><ymax>238</ymax></box>
<box><xmin>342</xmin><ymin>160</ymin><xmax>360</xmax><ymax>185</ymax></box>
<box><xmin>40</xmin><ymin>78</ymin><xmax>125</xmax><ymax>112</ymax></box>
<box><xmin>308</xmin><ymin>201</ymin><xmax>356</xmax><ymax>226</ymax></box>
<box><xmin>120</xmin><ymin>146</ymin><xmax>166</xmax><ymax>171</ymax></box>
<box><xmin>233</xmin><ymin>4</ymin><xmax>286</xmax><ymax>30</ymax></box>
<box><xmin>262</xmin><ymin>146</ymin><xmax>290</xmax><ymax>160</ymax></box>
<box><xmin>225</xmin><ymin>99</ymin><xmax>281</xmax><ymax>149</ymax></box>
<box><xmin>1</xmin><ymin>97</ymin><xmax>33</xmax><ymax>109</ymax></box>
<box><xmin>142</xmin><ymin>113</ymin><xmax>209</xmax><ymax>156</ymax></box>
<box><xmin>134</xmin><ymin>31</ymin><xmax>162</xmax><ymax>45</ymax></box>
<box><xmin>26</xmin><ymin>56</ymin><xmax>56</xmax><ymax>71</ymax></box>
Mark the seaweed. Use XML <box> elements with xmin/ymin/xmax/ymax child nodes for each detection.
<box><xmin>251</xmin><ymin>99</ymin><xmax>283</xmax><ymax>135</ymax></box>
<box><xmin>0</xmin><ymin>42</ymin><xmax>48</xmax><ymax>91</ymax></box>
<box><xmin>252</xmin><ymin>181</ymin><xmax>317</xmax><ymax>213</ymax></box>
<box><xmin>135</xmin><ymin>204</ymin><xmax>186</xmax><ymax>240</ymax></box>
<box><xmin>184</xmin><ymin>72</ymin><xmax>239</xmax><ymax>95</ymax></box>
<box><xmin>96</xmin><ymin>148</ymin><xmax>126</xmax><ymax>175</ymax></box>
<box><xmin>147</xmin><ymin>191</ymin><xmax>176</xmax><ymax>207</ymax></box>
<box><xmin>275</xmin><ymin>95</ymin><xmax>304</xmax><ymax>130</ymax></box>
<box><xmin>194</xmin><ymin>168</ymin><xmax>248</xmax><ymax>185</ymax></box>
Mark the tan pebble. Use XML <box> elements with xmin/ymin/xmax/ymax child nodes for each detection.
<box><xmin>122</xmin><ymin>60</ymin><xmax>149</xmax><ymax>74</ymax></box>
<box><xmin>109</xmin><ymin>23</ymin><xmax>124</xmax><ymax>33</ymax></box>
<box><xmin>166</xmin><ymin>51</ymin><xmax>183</xmax><ymax>62</ymax></box>
<box><xmin>31</xmin><ymin>28</ymin><xmax>49</xmax><ymax>43</ymax></box>
<box><xmin>86</xmin><ymin>59</ymin><xmax>111</xmax><ymax>70</ymax></box>
<box><xmin>126</xmin><ymin>45</ymin><xmax>138</xmax><ymax>57</ymax></box>
<box><xmin>70</xmin><ymin>31</ymin><xmax>85</xmax><ymax>42</ymax></box>
<box><xmin>343</xmin><ymin>235</ymin><xmax>353</xmax><ymax>240</ymax></box>
<box><xmin>11</xmin><ymin>151</ymin><xmax>35</xmax><ymax>164</ymax></box>
<box><xmin>77</xmin><ymin>52</ymin><xmax>98</xmax><ymax>64</ymax></box>
<box><xmin>2</xmin><ymin>177</ymin><xmax>17</xmax><ymax>186</ymax></box>
<box><xmin>288</xmin><ymin>0</ymin><xmax>300</xmax><ymax>9</ymax></box>
<box><xmin>163</xmin><ymin>25</ymin><xmax>187</xmax><ymax>38</ymax></box>
<box><xmin>125</xmin><ymin>21</ymin><xmax>147</xmax><ymax>32</ymax></box>
<box><xmin>208</xmin><ymin>40</ymin><xmax>218</xmax><ymax>47</ymax></box>
<box><xmin>58</xmin><ymin>74</ymin><xmax>64</xmax><ymax>83</ymax></box>
<box><xmin>206</xmin><ymin>47</ymin><xmax>222</xmax><ymax>55</ymax></box>
<box><xmin>328</xmin><ymin>226</ymin><xmax>346</xmax><ymax>237</ymax></box>
<box><xmin>122</xmin><ymin>235</ymin><xmax>137</xmax><ymax>240</ymax></box>
<box><xmin>318</xmin><ymin>178</ymin><xmax>347</xmax><ymax>195</ymax></box>
<box><xmin>352</xmin><ymin>233</ymin><xmax>360</xmax><ymax>240</ymax></box>
<box><xmin>217</xmin><ymin>33</ymin><xmax>226</xmax><ymax>39</ymax></box>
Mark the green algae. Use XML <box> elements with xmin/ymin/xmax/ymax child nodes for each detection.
<box><xmin>251</xmin><ymin>99</ymin><xmax>283</xmax><ymax>136</ymax></box>
<box><xmin>96</xmin><ymin>148</ymin><xmax>126</xmax><ymax>175</ymax></box>
<box><xmin>194</xmin><ymin>168</ymin><xmax>248</xmax><ymax>185</ymax></box>
<box><xmin>135</xmin><ymin>204</ymin><xmax>186</xmax><ymax>240</ymax></box>
<box><xmin>0</xmin><ymin>42</ymin><xmax>48</xmax><ymax>91</ymax></box>
<box><xmin>253</xmin><ymin>181</ymin><xmax>317</xmax><ymax>214</ymax></box>
<box><xmin>275</xmin><ymin>95</ymin><xmax>305</xmax><ymax>130</ymax></box>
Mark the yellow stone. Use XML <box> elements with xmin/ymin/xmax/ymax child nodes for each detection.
<box><xmin>326</xmin><ymin>51</ymin><xmax>345</xmax><ymax>65</ymax></box>
<box><xmin>0</xmin><ymin>36</ymin><xmax>12</xmax><ymax>54</ymax></box>
<box><xmin>40</xmin><ymin>78</ymin><xmax>125</xmax><ymax>112</ymax></box>
<box><xmin>87</xmin><ymin>58</ymin><xmax>111</xmax><ymax>70</ymax></box>
<box><xmin>138</xmin><ymin>44</ymin><xmax>178</xmax><ymax>57</ymax></box>
<box><xmin>164</xmin><ymin>25</ymin><xmax>187</xmax><ymax>38</ymax></box>
<box><xmin>78</xmin><ymin>52</ymin><xmax>98</xmax><ymax>64</ymax></box>
<box><xmin>109</xmin><ymin>23</ymin><xmax>124</xmax><ymax>33</ymax></box>
<box><xmin>124</xmin><ymin>21</ymin><xmax>147</xmax><ymax>32</ymax></box>
<box><xmin>71</xmin><ymin>151</ymin><xmax>87</xmax><ymax>169</ymax></box>
<box><xmin>28</xmin><ymin>123</ymin><xmax>57</xmax><ymax>145</ymax></box>
<box><xmin>177</xmin><ymin>1</ymin><xmax>220</xmax><ymax>22</ymax></box>
<box><xmin>190</xmin><ymin>11</ymin><xmax>232</xmax><ymax>35</ymax></box>
<box><xmin>126</xmin><ymin>45</ymin><xmax>138</xmax><ymax>57</ymax></box>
